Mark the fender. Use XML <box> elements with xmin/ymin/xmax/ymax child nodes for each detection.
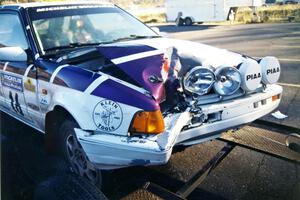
<box><xmin>47</xmin><ymin>84</ymin><xmax>141</xmax><ymax>136</ymax></box>
<box><xmin>47</xmin><ymin>86</ymin><xmax>99</xmax><ymax>131</ymax></box>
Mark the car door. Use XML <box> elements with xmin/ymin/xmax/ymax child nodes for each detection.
<box><xmin>0</xmin><ymin>12</ymin><xmax>33</xmax><ymax>123</ymax></box>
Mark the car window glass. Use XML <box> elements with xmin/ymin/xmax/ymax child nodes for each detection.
<box><xmin>29</xmin><ymin>6</ymin><xmax>157</xmax><ymax>52</ymax></box>
<box><xmin>0</xmin><ymin>13</ymin><xmax>28</xmax><ymax>49</ymax></box>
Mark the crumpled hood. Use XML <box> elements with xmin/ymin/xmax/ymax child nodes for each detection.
<box><xmin>131</xmin><ymin>38</ymin><xmax>248</xmax><ymax>69</ymax></box>
<box><xmin>96</xmin><ymin>38</ymin><xmax>250</xmax><ymax>102</ymax></box>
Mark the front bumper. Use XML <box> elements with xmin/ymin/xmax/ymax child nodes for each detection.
<box><xmin>75</xmin><ymin>84</ymin><xmax>282</xmax><ymax>169</ymax></box>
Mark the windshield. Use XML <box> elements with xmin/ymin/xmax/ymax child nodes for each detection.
<box><xmin>27</xmin><ymin>4</ymin><xmax>158</xmax><ymax>54</ymax></box>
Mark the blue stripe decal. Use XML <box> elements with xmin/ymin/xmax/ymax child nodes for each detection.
<box><xmin>91</xmin><ymin>79</ymin><xmax>159</xmax><ymax>111</ymax></box>
<box><xmin>54</xmin><ymin>66</ymin><xmax>100</xmax><ymax>91</ymax></box>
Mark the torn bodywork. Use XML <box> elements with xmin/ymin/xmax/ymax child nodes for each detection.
<box><xmin>75</xmin><ymin>84</ymin><xmax>282</xmax><ymax>169</ymax></box>
<box><xmin>56</xmin><ymin>39</ymin><xmax>283</xmax><ymax>170</ymax></box>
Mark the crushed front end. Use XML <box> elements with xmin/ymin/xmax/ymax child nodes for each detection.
<box><xmin>74</xmin><ymin>43</ymin><xmax>282</xmax><ymax>170</ymax></box>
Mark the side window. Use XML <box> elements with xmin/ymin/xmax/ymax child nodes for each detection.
<box><xmin>0</xmin><ymin>13</ymin><xmax>28</xmax><ymax>50</ymax></box>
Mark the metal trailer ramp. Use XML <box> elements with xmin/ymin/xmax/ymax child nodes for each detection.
<box><xmin>220</xmin><ymin>123</ymin><xmax>300</xmax><ymax>163</ymax></box>
<box><xmin>144</xmin><ymin>121</ymin><xmax>300</xmax><ymax>200</ymax></box>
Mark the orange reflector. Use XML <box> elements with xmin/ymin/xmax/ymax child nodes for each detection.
<box><xmin>272</xmin><ymin>94</ymin><xmax>280</xmax><ymax>101</ymax></box>
<box><xmin>130</xmin><ymin>110</ymin><xmax>165</xmax><ymax>134</ymax></box>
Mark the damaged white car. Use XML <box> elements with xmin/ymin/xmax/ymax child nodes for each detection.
<box><xmin>0</xmin><ymin>2</ymin><xmax>282</xmax><ymax>185</ymax></box>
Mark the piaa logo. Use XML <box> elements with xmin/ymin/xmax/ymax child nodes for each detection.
<box><xmin>246</xmin><ymin>73</ymin><xmax>261</xmax><ymax>81</ymax></box>
<box><xmin>93</xmin><ymin>100</ymin><xmax>123</xmax><ymax>132</ymax></box>
<box><xmin>267</xmin><ymin>67</ymin><xmax>280</xmax><ymax>75</ymax></box>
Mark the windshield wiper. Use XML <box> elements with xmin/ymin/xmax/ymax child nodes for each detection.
<box><xmin>45</xmin><ymin>35</ymin><xmax>161</xmax><ymax>52</ymax></box>
<box><xmin>104</xmin><ymin>35</ymin><xmax>161</xmax><ymax>44</ymax></box>
<box><xmin>44</xmin><ymin>42</ymin><xmax>101</xmax><ymax>52</ymax></box>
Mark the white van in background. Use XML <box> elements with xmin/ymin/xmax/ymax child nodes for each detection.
<box><xmin>165</xmin><ymin>0</ymin><xmax>263</xmax><ymax>25</ymax></box>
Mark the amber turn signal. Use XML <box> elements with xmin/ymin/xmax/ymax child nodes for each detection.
<box><xmin>272</xmin><ymin>94</ymin><xmax>281</xmax><ymax>101</ymax></box>
<box><xmin>130</xmin><ymin>110</ymin><xmax>165</xmax><ymax>134</ymax></box>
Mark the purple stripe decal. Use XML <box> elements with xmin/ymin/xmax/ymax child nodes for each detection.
<box><xmin>91</xmin><ymin>79</ymin><xmax>159</xmax><ymax>111</ymax></box>
<box><xmin>117</xmin><ymin>54</ymin><xmax>165</xmax><ymax>100</ymax></box>
<box><xmin>97</xmin><ymin>44</ymin><xmax>156</xmax><ymax>60</ymax></box>
<box><xmin>4</xmin><ymin>62</ymin><xmax>28</xmax><ymax>76</ymax></box>
<box><xmin>36</xmin><ymin>60</ymin><xmax>61</xmax><ymax>82</ymax></box>
<box><xmin>97</xmin><ymin>43</ymin><xmax>166</xmax><ymax>101</ymax></box>
<box><xmin>54</xmin><ymin>66</ymin><xmax>100</xmax><ymax>91</ymax></box>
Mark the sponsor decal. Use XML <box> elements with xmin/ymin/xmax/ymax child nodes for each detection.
<box><xmin>24</xmin><ymin>78</ymin><xmax>36</xmax><ymax>92</ymax></box>
<box><xmin>36</xmin><ymin>5</ymin><xmax>109</xmax><ymax>13</ymax></box>
<box><xmin>42</xmin><ymin>89</ymin><xmax>48</xmax><ymax>95</ymax></box>
<box><xmin>1</xmin><ymin>74</ymin><xmax>23</xmax><ymax>92</ymax></box>
<box><xmin>27</xmin><ymin>103</ymin><xmax>40</xmax><ymax>111</ymax></box>
<box><xmin>9</xmin><ymin>91</ymin><xmax>24</xmax><ymax>116</ymax></box>
<box><xmin>40</xmin><ymin>98</ymin><xmax>49</xmax><ymax>105</ymax></box>
<box><xmin>266</xmin><ymin>67</ymin><xmax>280</xmax><ymax>75</ymax></box>
<box><xmin>93</xmin><ymin>100</ymin><xmax>123</xmax><ymax>132</ymax></box>
<box><xmin>246</xmin><ymin>73</ymin><xmax>261</xmax><ymax>81</ymax></box>
<box><xmin>39</xmin><ymin>89</ymin><xmax>50</xmax><ymax>106</ymax></box>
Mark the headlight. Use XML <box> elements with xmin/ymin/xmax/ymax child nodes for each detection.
<box><xmin>183</xmin><ymin>66</ymin><xmax>215</xmax><ymax>95</ymax></box>
<box><xmin>213</xmin><ymin>66</ymin><xmax>241</xmax><ymax>96</ymax></box>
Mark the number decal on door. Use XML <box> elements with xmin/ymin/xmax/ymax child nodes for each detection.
<box><xmin>9</xmin><ymin>91</ymin><xmax>24</xmax><ymax>116</ymax></box>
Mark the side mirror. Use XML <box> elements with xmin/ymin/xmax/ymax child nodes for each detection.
<box><xmin>0</xmin><ymin>47</ymin><xmax>27</xmax><ymax>62</ymax></box>
<box><xmin>151</xmin><ymin>27</ymin><xmax>161</xmax><ymax>35</ymax></box>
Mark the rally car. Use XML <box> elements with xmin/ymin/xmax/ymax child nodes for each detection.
<box><xmin>0</xmin><ymin>2</ymin><xmax>282</xmax><ymax>185</ymax></box>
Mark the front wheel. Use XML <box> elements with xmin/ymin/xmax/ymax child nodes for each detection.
<box><xmin>184</xmin><ymin>17</ymin><xmax>193</xmax><ymax>26</ymax></box>
<box><xmin>175</xmin><ymin>17</ymin><xmax>184</xmax><ymax>26</ymax></box>
<box><xmin>58</xmin><ymin>119</ymin><xmax>102</xmax><ymax>188</ymax></box>
<box><xmin>33</xmin><ymin>174</ymin><xmax>107</xmax><ymax>200</ymax></box>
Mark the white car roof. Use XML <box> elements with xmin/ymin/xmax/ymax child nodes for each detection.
<box><xmin>2</xmin><ymin>1</ymin><xmax>114</xmax><ymax>9</ymax></box>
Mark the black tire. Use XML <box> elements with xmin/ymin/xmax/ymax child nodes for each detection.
<box><xmin>1</xmin><ymin>134</ymin><xmax>17</xmax><ymax>200</ymax></box>
<box><xmin>58</xmin><ymin>119</ymin><xmax>102</xmax><ymax>188</ymax></box>
<box><xmin>1</xmin><ymin>111</ymin><xmax>20</xmax><ymax>135</ymax></box>
<box><xmin>33</xmin><ymin>174</ymin><xmax>108</xmax><ymax>200</ymax></box>
<box><xmin>175</xmin><ymin>17</ymin><xmax>184</xmax><ymax>26</ymax></box>
<box><xmin>184</xmin><ymin>17</ymin><xmax>193</xmax><ymax>26</ymax></box>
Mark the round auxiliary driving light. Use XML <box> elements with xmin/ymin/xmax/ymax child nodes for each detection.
<box><xmin>183</xmin><ymin>66</ymin><xmax>215</xmax><ymax>95</ymax></box>
<box><xmin>213</xmin><ymin>66</ymin><xmax>242</xmax><ymax>96</ymax></box>
<box><xmin>259</xmin><ymin>56</ymin><xmax>281</xmax><ymax>84</ymax></box>
<box><xmin>238</xmin><ymin>60</ymin><xmax>262</xmax><ymax>92</ymax></box>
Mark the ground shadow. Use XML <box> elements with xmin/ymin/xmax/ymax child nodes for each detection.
<box><xmin>1</xmin><ymin>112</ymin><xmax>225</xmax><ymax>200</ymax></box>
<box><xmin>155</xmin><ymin>24</ymin><xmax>218</xmax><ymax>33</ymax></box>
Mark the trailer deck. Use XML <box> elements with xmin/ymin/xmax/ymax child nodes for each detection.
<box><xmin>142</xmin><ymin>121</ymin><xmax>300</xmax><ymax>199</ymax></box>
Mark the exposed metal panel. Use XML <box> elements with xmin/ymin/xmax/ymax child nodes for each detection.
<box><xmin>220</xmin><ymin>125</ymin><xmax>300</xmax><ymax>163</ymax></box>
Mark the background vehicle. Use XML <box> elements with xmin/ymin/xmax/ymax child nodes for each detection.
<box><xmin>165</xmin><ymin>0</ymin><xmax>263</xmax><ymax>25</ymax></box>
<box><xmin>265</xmin><ymin>0</ymin><xmax>300</xmax><ymax>4</ymax></box>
